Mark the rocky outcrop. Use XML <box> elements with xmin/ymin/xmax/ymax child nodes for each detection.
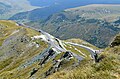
<box><xmin>44</xmin><ymin>51</ymin><xmax>73</xmax><ymax>77</ymax></box>
<box><xmin>39</xmin><ymin>49</ymin><xmax>55</xmax><ymax>66</ymax></box>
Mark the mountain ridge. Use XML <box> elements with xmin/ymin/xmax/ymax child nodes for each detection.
<box><xmin>65</xmin><ymin>4</ymin><xmax>120</xmax><ymax>22</ymax></box>
<box><xmin>0</xmin><ymin>20</ymin><xmax>100</xmax><ymax>79</ymax></box>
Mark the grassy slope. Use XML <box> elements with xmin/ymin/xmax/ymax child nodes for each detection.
<box><xmin>65</xmin><ymin>38</ymin><xmax>99</xmax><ymax>49</ymax></box>
<box><xmin>47</xmin><ymin>46</ymin><xmax>120</xmax><ymax>79</ymax></box>
<box><xmin>0</xmin><ymin>20</ymin><xmax>48</xmax><ymax>79</ymax></box>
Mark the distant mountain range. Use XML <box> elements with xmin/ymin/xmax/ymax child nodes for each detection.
<box><xmin>0</xmin><ymin>0</ymin><xmax>120</xmax><ymax>21</ymax></box>
<box><xmin>9</xmin><ymin>0</ymin><xmax>120</xmax><ymax>21</ymax></box>
<box><xmin>26</xmin><ymin>4</ymin><xmax>120</xmax><ymax>48</ymax></box>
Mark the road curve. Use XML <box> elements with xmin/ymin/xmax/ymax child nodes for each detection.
<box><xmin>65</xmin><ymin>42</ymin><xmax>99</xmax><ymax>59</ymax></box>
<box><xmin>17</xmin><ymin>23</ymin><xmax>96</xmax><ymax>61</ymax></box>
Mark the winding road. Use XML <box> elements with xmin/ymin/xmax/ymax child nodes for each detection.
<box><xmin>18</xmin><ymin>23</ymin><xmax>99</xmax><ymax>61</ymax></box>
<box><xmin>65</xmin><ymin>42</ymin><xmax>99</xmax><ymax>59</ymax></box>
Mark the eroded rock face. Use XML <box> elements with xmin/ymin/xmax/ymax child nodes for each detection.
<box><xmin>39</xmin><ymin>49</ymin><xmax>55</xmax><ymax>66</ymax></box>
<box><xmin>62</xmin><ymin>51</ymin><xmax>72</xmax><ymax>58</ymax></box>
<box><xmin>0</xmin><ymin>28</ymin><xmax>32</xmax><ymax>60</ymax></box>
<box><xmin>43</xmin><ymin>51</ymin><xmax>74</xmax><ymax>78</ymax></box>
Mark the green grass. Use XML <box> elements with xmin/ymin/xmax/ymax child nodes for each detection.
<box><xmin>64</xmin><ymin>43</ymin><xmax>91</xmax><ymax>59</ymax></box>
<box><xmin>65</xmin><ymin>39</ymin><xmax>99</xmax><ymax>50</ymax></box>
<box><xmin>60</xmin><ymin>58</ymin><xmax>76</xmax><ymax>70</ymax></box>
<box><xmin>54</xmin><ymin>52</ymin><xmax>65</xmax><ymax>60</ymax></box>
<box><xmin>47</xmin><ymin>46</ymin><xmax>120</xmax><ymax>79</ymax></box>
<box><xmin>0</xmin><ymin>57</ymin><xmax>13</xmax><ymax>70</ymax></box>
<box><xmin>0</xmin><ymin>20</ymin><xmax>20</xmax><ymax>46</ymax></box>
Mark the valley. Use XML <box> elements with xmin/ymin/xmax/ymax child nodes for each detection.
<box><xmin>26</xmin><ymin>5</ymin><xmax>120</xmax><ymax>48</ymax></box>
